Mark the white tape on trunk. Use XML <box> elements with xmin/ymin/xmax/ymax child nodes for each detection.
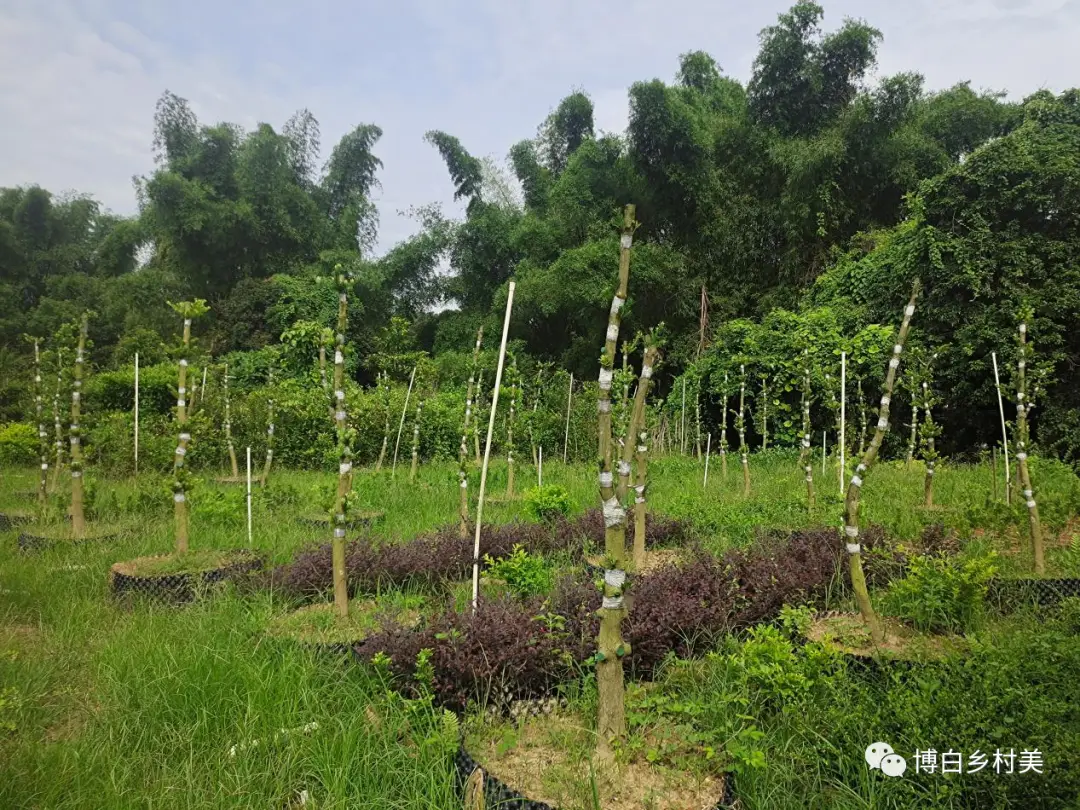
<box><xmin>620</xmin><ymin>233</ymin><xmax>633</xmax><ymax>250</ymax></box>
<box><xmin>851</xmin><ymin>475</ymin><xmax>862</xmax><ymax>487</ymax></box>
<box><xmin>599</xmin><ymin>471</ymin><xmax>613</xmax><ymax>488</ymax></box>
<box><xmin>880</xmin><ymin>396</ymin><xmax>890</xmax><ymax>407</ymax></box>
<box><xmin>180</xmin><ymin>433</ymin><xmax>191</xmax><ymax>442</ymax></box>
<box><xmin>845</xmin><ymin>525</ymin><xmax>859</xmax><ymax>538</ymax></box>
<box><xmin>610</xmin><ymin>296</ymin><xmax>624</xmax><ymax>316</ymax></box>
<box><xmin>339</xmin><ymin>292</ymin><xmax>347</xmax><ymax>303</ymax></box>
<box><xmin>335</xmin><ymin>351</ymin><xmax>344</xmax><ymax>365</ymax></box>
<box><xmin>175</xmin><ymin>446</ymin><xmax>186</xmax><ymax>456</ymax></box>
<box><xmin>877</xmin><ymin>418</ymin><xmax>888</xmax><ymax>429</ymax></box>
<box><xmin>339</xmin><ymin>462</ymin><xmax>352</xmax><ymax>475</ymax></box>
<box><xmin>602</xmin><ymin>595</ymin><xmax>624</xmax><ymax>610</ymax></box>
<box><xmin>41</xmin><ymin>463</ymin><xmax>48</xmax><ymax>470</ymax></box>
<box><xmin>174</xmin><ymin>492</ymin><xmax>185</xmax><ymax>502</ymax></box>
<box><xmin>335</xmin><ymin>410</ymin><xmax>347</xmax><ymax>421</ymax></box>
<box><xmin>618</xmin><ymin>460</ymin><xmax>632</xmax><ymax>476</ymax></box>
<box><xmin>905</xmin><ymin>304</ymin><xmax>915</xmax><ymax>317</ymax></box>
<box><xmin>334</xmin><ymin>528</ymin><xmax>346</xmax><ymax>538</ymax></box>
<box><xmin>335</xmin><ymin>390</ymin><xmax>345</xmax><ymax>401</ymax></box>
<box><xmin>180</xmin><ymin>359</ymin><xmax>188</xmax><ymax>367</ymax></box>
<box><xmin>598</xmin><ymin>368</ymin><xmax>613</xmax><ymax>390</ymax></box>
<box><xmin>1020</xmin><ymin>323</ymin><xmax>1027</xmax><ymax>333</ymax></box>
<box><xmin>177</xmin><ymin>399</ymin><xmax>186</xmax><ymax>408</ymax></box>
<box><xmin>178</xmin><ymin>387</ymin><xmax>186</xmax><ymax>395</ymax></box>
<box><xmin>71</xmin><ymin>470</ymin><xmax>81</xmax><ymax>478</ymax></box>
<box><xmin>1023</xmin><ymin>489</ymin><xmax>1033</xmax><ymax>498</ymax></box>
<box><xmin>597</xmin><ymin>400</ymin><xmax>611</xmax><ymax>413</ymax></box>
<box><xmin>606</xmin><ymin>324</ymin><xmax>619</xmax><ymax>342</ymax></box>
<box><xmin>602</xmin><ymin>496</ymin><xmax>625</xmax><ymax>527</ymax></box>
<box><xmin>1027</xmin><ymin>500</ymin><xmax>1037</xmax><ymax>508</ymax></box>
<box><xmin>604</xmin><ymin>569</ymin><xmax>626</xmax><ymax>589</ymax></box>
<box><xmin>268</xmin><ymin>425</ymin><xmax>275</xmax><ymax>435</ymax></box>
<box><xmin>846</xmin><ymin>543</ymin><xmax>861</xmax><ymax>554</ymax></box>
<box><xmin>889</xmin><ymin>358</ymin><xmax>900</xmax><ymax>368</ymax></box>
<box><xmin>641</xmin><ymin>364</ymin><xmax>653</xmax><ymax>379</ymax></box>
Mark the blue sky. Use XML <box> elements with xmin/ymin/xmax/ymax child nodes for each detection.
<box><xmin>1</xmin><ymin>0</ymin><xmax>1077</xmax><ymax>255</ymax></box>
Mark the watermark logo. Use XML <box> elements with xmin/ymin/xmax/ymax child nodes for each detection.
<box><xmin>866</xmin><ymin>743</ymin><xmax>1043</xmax><ymax>778</ymax></box>
<box><xmin>866</xmin><ymin>742</ymin><xmax>907</xmax><ymax>777</ymax></box>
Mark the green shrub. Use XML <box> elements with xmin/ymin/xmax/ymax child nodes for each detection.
<box><xmin>0</xmin><ymin>423</ymin><xmax>37</xmax><ymax>465</ymax></box>
<box><xmin>884</xmin><ymin>549</ymin><xmax>998</xmax><ymax>633</ymax></box>
<box><xmin>482</xmin><ymin>544</ymin><xmax>554</xmax><ymax>597</ymax></box>
<box><xmin>522</xmin><ymin>484</ymin><xmax>572</xmax><ymax>523</ymax></box>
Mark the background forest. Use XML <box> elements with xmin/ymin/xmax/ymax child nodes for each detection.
<box><xmin>2</xmin><ymin>0</ymin><xmax>1079</xmax><ymax>468</ymax></box>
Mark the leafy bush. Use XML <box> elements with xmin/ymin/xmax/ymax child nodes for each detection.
<box><xmin>0</xmin><ymin>423</ymin><xmax>36</xmax><ymax>465</ymax></box>
<box><xmin>522</xmin><ymin>484</ymin><xmax>572</xmax><ymax>522</ymax></box>
<box><xmin>483</xmin><ymin>544</ymin><xmax>554</xmax><ymax>597</ymax></box>
<box><xmin>884</xmin><ymin>550</ymin><xmax>998</xmax><ymax>633</ymax></box>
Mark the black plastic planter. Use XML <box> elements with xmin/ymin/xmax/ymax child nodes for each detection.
<box><xmin>18</xmin><ymin>531</ymin><xmax>117</xmax><ymax>553</ymax></box>
<box><xmin>111</xmin><ymin>552</ymin><xmax>265</xmax><ymax>605</ymax></box>
<box><xmin>454</xmin><ymin>741</ymin><xmax>737</xmax><ymax>809</ymax></box>
<box><xmin>987</xmin><ymin>577</ymin><xmax>1080</xmax><ymax>609</ymax></box>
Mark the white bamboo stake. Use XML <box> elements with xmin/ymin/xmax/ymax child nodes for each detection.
<box><xmin>538</xmin><ymin>445</ymin><xmax>543</xmax><ymax>487</ymax></box>
<box><xmin>992</xmin><ymin>351</ymin><xmax>1011</xmax><ymax>504</ymax></box>
<box><xmin>680</xmin><ymin>377</ymin><xmax>687</xmax><ymax>454</ymax></box>
<box><xmin>246</xmin><ymin>446</ymin><xmax>252</xmax><ymax>548</ymax></box>
<box><xmin>134</xmin><ymin>352</ymin><xmax>139</xmax><ymax>476</ymax></box>
<box><xmin>703</xmin><ymin>433</ymin><xmax>712</xmax><ymax>488</ymax></box>
<box><xmin>840</xmin><ymin>351</ymin><xmax>846</xmax><ymax>495</ymax></box>
<box><xmin>391</xmin><ymin>366</ymin><xmax>417</xmax><ymax>479</ymax></box>
<box><xmin>472</xmin><ymin>282</ymin><xmax>516</xmax><ymax>613</ymax></box>
<box><xmin>201</xmin><ymin>365</ymin><xmax>208</xmax><ymax>400</ymax></box>
<box><xmin>563</xmin><ymin>373</ymin><xmax>573</xmax><ymax>464</ymax></box>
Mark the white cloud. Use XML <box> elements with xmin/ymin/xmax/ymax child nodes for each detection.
<box><xmin>1</xmin><ymin>0</ymin><xmax>1078</xmax><ymax>259</ymax></box>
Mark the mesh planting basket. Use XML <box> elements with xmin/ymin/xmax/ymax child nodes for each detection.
<box><xmin>987</xmin><ymin>577</ymin><xmax>1080</xmax><ymax>609</ymax></box>
<box><xmin>455</xmin><ymin>740</ymin><xmax>737</xmax><ymax>809</ymax></box>
<box><xmin>0</xmin><ymin>512</ymin><xmax>32</xmax><ymax>532</ymax></box>
<box><xmin>111</xmin><ymin>552</ymin><xmax>266</xmax><ymax>605</ymax></box>
<box><xmin>294</xmin><ymin>511</ymin><xmax>385</xmax><ymax>530</ymax></box>
<box><xmin>18</xmin><ymin>531</ymin><xmax>117</xmax><ymax>553</ymax></box>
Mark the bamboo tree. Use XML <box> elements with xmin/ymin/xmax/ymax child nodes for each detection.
<box><xmin>168</xmin><ymin>300</ymin><xmax>208</xmax><ymax>552</ymax></box>
<box><xmin>843</xmin><ymin>279</ymin><xmax>920</xmax><ymax>646</ymax></box>
<box><xmin>1015</xmin><ymin>309</ymin><xmax>1045</xmax><ymax>574</ymax></box>
<box><xmin>458</xmin><ymin>327</ymin><xmax>484</xmax><ymax>537</ymax></box>
<box><xmin>27</xmin><ymin>337</ymin><xmax>48</xmax><ymax>512</ymax></box>
<box><xmin>799</xmin><ymin>350</ymin><xmax>815</xmax><ymax>510</ymax></box>
<box><xmin>409</xmin><ymin>398</ymin><xmax>423</xmax><ymax>484</ymax></box>
<box><xmin>595</xmin><ymin>204</ymin><xmax>636</xmax><ymax>757</ymax></box>
<box><xmin>224</xmin><ymin>364</ymin><xmax>239</xmax><ymax>477</ymax></box>
<box><xmin>260</xmin><ymin>363</ymin><xmax>276</xmax><ymax>487</ymax></box>
<box><xmin>375</xmin><ymin>372</ymin><xmax>391</xmax><ymax>472</ymax></box>
<box><xmin>329</xmin><ymin>266</ymin><xmax>354</xmax><ymax>616</ymax></box>
<box><xmin>738</xmin><ymin>364</ymin><xmax>750</xmax><ymax>496</ymax></box>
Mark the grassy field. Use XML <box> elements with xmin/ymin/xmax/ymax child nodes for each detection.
<box><xmin>2</xmin><ymin>453</ymin><xmax>1080</xmax><ymax>809</ymax></box>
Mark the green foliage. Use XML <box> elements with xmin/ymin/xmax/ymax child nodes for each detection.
<box><xmin>884</xmin><ymin>549</ymin><xmax>998</xmax><ymax>633</ymax></box>
<box><xmin>0</xmin><ymin>423</ymin><xmax>37</xmax><ymax>465</ymax></box>
<box><xmin>522</xmin><ymin>484</ymin><xmax>573</xmax><ymax>523</ymax></box>
<box><xmin>482</xmin><ymin>544</ymin><xmax>554</xmax><ymax>597</ymax></box>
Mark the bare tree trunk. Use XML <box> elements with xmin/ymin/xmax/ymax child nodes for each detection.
<box><xmin>799</xmin><ymin>355</ymin><xmax>815</xmax><ymax>511</ymax></box>
<box><xmin>409</xmin><ymin>399</ymin><xmax>423</xmax><ymax>484</ymax></box>
<box><xmin>596</xmin><ymin>204</ymin><xmax>635</xmax><ymax>758</ymax></box>
<box><xmin>375</xmin><ymin>372</ymin><xmax>391</xmax><ymax>472</ymax></box>
<box><xmin>459</xmin><ymin>328</ymin><xmax>483</xmax><ymax>538</ymax></box>
<box><xmin>633</xmin><ymin>427</ymin><xmax>648</xmax><ymax>569</ymax></box>
<box><xmin>331</xmin><ymin>272</ymin><xmax>352</xmax><ymax>616</ymax></box>
<box><xmin>843</xmin><ymin>279</ymin><xmax>920</xmax><ymax>646</ymax></box>
<box><xmin>32</xmin><ymin>339</ymin><xmax>48</xmax><ymax>513</ymax></box>
<box><xmin>505</xmin><ymin>357</ymin><xmax>517</xmax><ymax>499</ymax></box>
<box><xmin>68</xmin><ymin>315</ymin><xmax>90</xmax><ymax>539</ymax></box>
<box><xmin>625</xmin><ymin>345</ymin><xmax>659</xmax><ymax>569</ymax></box>
<box><xmin>259</xmin><ymin>364</ymin><xmax>276</xmax><ymax>487</ymax></box>
<box><xmin>173</xmin><ymin>316</ymin><xmax>192</xmax><ymax>553</ymax></box>
<box><xmin>738</xmin><ymin>366</ymin><xmax>750</xmax><ymax>497</ymax></box>
<box><xmin>720</xmin><ymin>375</ymin><xmax>728</xmax><ymax>481</ymax></box>
<box><xmin>225</xmin><ymin>364</ymin><xmax>239</xmax><ymax>478</ymax></box>
<box><xmin>50</xmin><ymin>349</ymin><xmax>65</xmax><ymax>491</ymax></box>
<box><xmin>474</xmin><ymin>369</ymin><xmax>484</xmax><ymax>464</ymax></box>
<box><xmin>1016</xmin><ymin>316</ymin><xmax>1044</xmax><ymax>575</ymax></box>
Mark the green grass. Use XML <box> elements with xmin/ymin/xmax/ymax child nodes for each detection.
<box><xmin>1</xmin><ymin>453</ymin><xmax>1079</xmax><ymax>807</ymax></box>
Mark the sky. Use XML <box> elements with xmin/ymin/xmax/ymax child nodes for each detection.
<box><xmin>1</xmin><ymin>0</ymin><xmax>1077</xmax><ymax>256</ymax></box>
